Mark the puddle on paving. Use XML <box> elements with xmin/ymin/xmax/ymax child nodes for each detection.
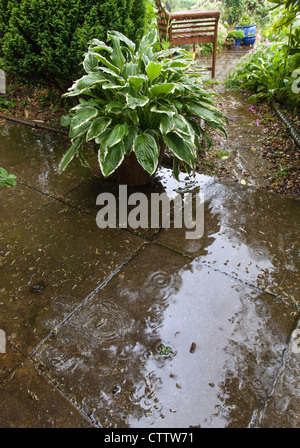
<box><xmin>34</xmin><ymin>243</ymin><xmax>297</xmax><ymax>428</ymax></box>
<box><xmin>156</xmin><ymin>172</ymin><xmax>300</xmax><ymax>306</ymax></box>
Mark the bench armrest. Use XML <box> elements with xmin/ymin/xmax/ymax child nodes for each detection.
<box><xmin>170</xmin><ymin>10</ymin><xmax>220</xmax><ymax>20</ymax></box>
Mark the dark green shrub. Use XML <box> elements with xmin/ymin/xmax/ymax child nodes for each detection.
<box><xmin>0</xmin><ymin>1</ymin><xmax>20</xmax><ymax>43</ymax></box>
<box><xmin>0</xmin><ymin>0</ymin><xmax>146</xmax><ymax>89</ymax></box>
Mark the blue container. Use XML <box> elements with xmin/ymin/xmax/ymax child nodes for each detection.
<box><xmin>236</xmin><ymin>23</ymin><xmax>256</xmax><ymax>38</ymax></box>
<box><xmin>234</xmin><ymin>38</ymin><xmax>243</xmax><ymax>47</ymax></box>
<box><xmin>243</xmin><ymin>36</ymin><xmax>256</xmax><ymax>46</ymax></box>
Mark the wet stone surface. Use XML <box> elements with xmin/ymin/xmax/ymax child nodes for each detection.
<box><xmin>0</xmin><ymin>46</ymin><xmax>300</xmax><ymax>427</ymax></box>
<box><xmin>257</xmin><ymin>318</ymin><xmax>300</xmax><ymax>428</ymax></box>
<box><xmin>0</xmin><ymin>200</ymin><xmax>144</xmax><ymax>354</ymax></box>
<box><xmin>199</xmin><ymin>48</ymin><xmax>275</xmax><ymax>187</ymax></box>
<box><xmin>0</xmin><ymin>343</ymin><xmax>24</xmax><ymax>383</ymax></box>
<box><xmin>0</xmin><ymin>122</ymin><xmax>94</xmax><ymax>196</ymax></box>
<box><xmin>0</xmin><ymin>182</ymin><xmax>53</xmax><ymax>235</ymax></box>
<box><xmin>34</xmin><ymin>243</ymin><xmax>297</xmax><ymax>428</ymax></box>
<box><xmin>155</xmin><ymin>175</ymin><xmax>300</xmax><ymax>308</ymax></box>
<box><xmin>0</xmin><ymin>358</ymin><xmax>92</xmax><ymax>427</ymax></box>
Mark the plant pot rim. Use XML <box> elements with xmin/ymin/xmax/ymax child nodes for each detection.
<box><xmin>236</xmin><ymin>23</ymin><xmax>256</xmax><ymax>28</ymax></box>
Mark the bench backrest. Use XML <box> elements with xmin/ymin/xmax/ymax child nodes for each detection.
<box><xmin>155</xmin><ymin>0</ymin><xmax>220</xmax><ymax>45</ymax></box>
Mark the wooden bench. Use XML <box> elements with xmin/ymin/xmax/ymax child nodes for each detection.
<box><xmin>155</xmin><ymin>1</ymin><xmax>220</xmax><ymax>78</ymax></box>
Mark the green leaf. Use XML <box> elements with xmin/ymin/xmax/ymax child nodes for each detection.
<box><xmin>108</xmin><ymin>31</ymin><xmax>136</xmax><ymax>54</ymax></box>
<box><xmin>163</xmin><ymin>132</ymin><xmax>195</xmax><ymax>167</ymax></box>
<box><xmin>146</xmin><ymin>61</ymin><xmax>162</xmax><ymax>83</ymax></box>
<box><xmin>128</xmin><ymin>75</ymin><xmax>147</xmax><ymax>90</ymax></box>
<box><xmin>0</xmin><ymin>167</ymin><xmax>8</xmax><ymax>177</ymax></box>
<box><xmin>90</xmin><ymin>52</ymin><xmax>120</xmax><ymax>74</ymax></box>
<box><xmin>103</xmin><ymin>123</ymin><xmax>129</xmax><ymax>150</ymax></box>
<box><xmin>160</xmin><ymin>114</ymin><xmax>174</xmax><ymax>135</ymax></box>
<box><xmin>86</xmin><ymin>117</ymin><xmax>112</xmax><ymax>142</ymax></box>
<box><xmin>99</xmin><ymin>141</ymin><xmax>125</xmax><ymax>178</ymax></box>
<box><xmin>69</xmin><ymin>106</ymin><xmax>98</xmax><ymax>139</ymax></box>
<box><xmin>59</xmin><ymin>138</ymin><xmax>82</xmax><ymax>173</ymax></box>
<box><xmin>60</xmin><ymin>115</ymin><xmax>72</xmax><ymax>127</ymax></box>
<box><xmin>150</xmin><ymin>106</ymin><xmax>175</xmax><ymax>118</ymax></box>
<box><xmin>150</xmin><ymin>83</ymin><xmax>175</xmax><ymax>96</ymax></box>
<box><xmin>83</xmin><ymin>52</ymin><xmax>99</xmax><ymax>73</ymax></box>
<box><xmin>124</xmin><ymin>126</ymin><xmax>138</xmax><ymax>156</ymax></box>
<box><xmin>89</xmin><ymin>39</ymin><xmax>113</xmax><ymax>54</ymax></box>
<box><xmin>133</xmin><ymin>132</ymin><xmax>159</xmax><ymax>175</ymax></box>
<box><xmin>109</xmin><ymin>34</ymin><xmax>126</xmax><ymax>71</ymax></box>
<box><xmin>138</xmin><ymin>29</ymin><xmax>158</xmax><ymax>55</ymax></box>
<box><xmin>126</xmin><ymin>94</ymin><xmax>149</xmax><ymax>109</ymax></box>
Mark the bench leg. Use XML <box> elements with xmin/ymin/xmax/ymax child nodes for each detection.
<box><xmin>212</xmin><ymin>40</ymin><xmax>217</xmax><ymax>78</ymax></box>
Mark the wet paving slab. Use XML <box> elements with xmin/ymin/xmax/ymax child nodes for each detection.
<box><xmin>155</xmin><ymin>175</ymin><xmax>300</xmax><ymax>307</ymax></box>
<box><xmin>257</xmin><ymin>319</ymin><xmax>300</xmax><ymax>428</ymax></box>
<box><xmin>33</xmin><ymin>243</ymin><xmax>297</xmax><ymax>428</ymax></box>
<box><xmin>0</xmin><ymin>122</ymin><xmax>93</xmax><ymax>196</ymax></box>
<box><xmin>0</xmin><ymin>357</ymin><xmax>92</xmax><ymax>427</ymax></box>
<box><xmin>0</xmin><ymin>182</ymin><xmax>53</xmax><ymax>235</ymax></box>
<box><xmin>0</xmin><ymin>200</ymin><xmax>144</xmax><ymax>355</ymax></box>
<box><xmin>0</xmin><ymin>343</ymin><xmax>24</xmax><ymax>383</ymax></box>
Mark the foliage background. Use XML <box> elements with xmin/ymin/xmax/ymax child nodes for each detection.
<box><xmin>0</xmin><ymin>0</ymin><xmax>147</xmax><ymax>89</ymax></box>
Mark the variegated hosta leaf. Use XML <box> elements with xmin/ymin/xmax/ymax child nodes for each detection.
<box><xmin>128</xmin><ymin>75</ymin><xmax>147</xmax><ymax>90</ymax></box>
<box><xmin>69</xmin><ymin>106</ymin><xmax>98</xmax><ymax>139</ymax></box>
<box><xmin>150</xmin><ymin>83</ymin><xmax>175</xmax><ymax>96</ymax></box>
<box><xmin>83</xmin><ymin>52</ymin><xmax>99</xmax><ymax>73</ymax></box>
<box><xmin>58</xmin><ymin>137</ymin><xmax>83</xmax><ymax>173</ymax></box>
<box><xmin>186</xmin><ymin>102</ymin><xmax>224</xmax><ymax>125</ymax></box>
<box><xmin>65</xmin><ymin>73</ymin><xmax>106</xmax><ymax>97</ymax></box>
<box><xmin>124</xmin><ymin>126</ymin><xmax>138</xmax><ymax>156</ymax></box>
<box><xmin>86</xmin><ymin>117</ymin><xmax>112</xmax><ymax>142</ymax></box>
<box><xmin>90</xmin><ymin>52</ymin><xmax>120</xmax><ymax>74</ymax></box>
<box><xmin>105</xmin><ymin>102</ymin><xmax>124</xmax><ymax>114</ymax></box>
<box><xmin>150</xmin><ymin>106</ymin><xmax>175</xmax><ymax>118</ymax></box>
<box><xmin>109</xmin><ymin>34</ymin><xmax>126</xmax><ymax>71</ymax></box>
<box><xmin>163</xmin><ymin>132</ymin><xmax>196</xmax><ymax>167</ymax></box>
<box><xmin>108</xmin><ymin>31</ymin><xmax>136</xmax><ymax>55</ymax></box>
<box><xmin>159</xmin><ymin>114</ymin><xmax>174</xmax><ymax>135</ymax></box>
<box><xmin>138</xmin><ymin>29</ymin><xmax>158</xmax><ymax>55</ymax></box>
<box><xmin>173</xmin><ymin>114</ymin><xmax>194</xmax><ymax>139</ymax></box>
<box><xmin>89</xmin><ymin>39</ymin><xmax>113</xmax><ymax>54</ymax></box>
<box><xmin>146</xmin><ymin>61</ymin><xmax>162</xmax><ymax>83</ymax></box>
<box><xmin>102</xmin><ymin>123</ymin><xmax>129</xmax><ymax>151</ymax></box>
<box><xmin>99</xmin><ymin>141</ymin><xmax>125</xmax><ymax>178</ymax></box>
<box><xmin>133</xmin><ymin>132</ymin><xmax>159</xmax><ymax>175</ymax></box>
<box><xmin>126</xmin><ymin>94</ymin><xmax>149</xmax><ymax>109</ymax></box>
<box><xmin>122</xmin><ymin>62</ymin><xmax>138</xmax><ymax>80</ymax></box>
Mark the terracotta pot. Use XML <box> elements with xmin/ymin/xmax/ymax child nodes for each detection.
<box><xmin>113</xmin><ymin>142</ymin><xmax>165</xmax><ymax>186</ymax></box>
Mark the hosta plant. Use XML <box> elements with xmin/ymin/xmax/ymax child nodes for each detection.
<box><xmin>59</xmin><ymin>29</ymin><xmax>227</xmax><ymax>182</ymax></box>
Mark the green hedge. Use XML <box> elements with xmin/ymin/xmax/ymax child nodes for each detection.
<box><xmin>0</xmin><ymin>0</ymin><xmax>146</xmax><ymax>89</ymax></box>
